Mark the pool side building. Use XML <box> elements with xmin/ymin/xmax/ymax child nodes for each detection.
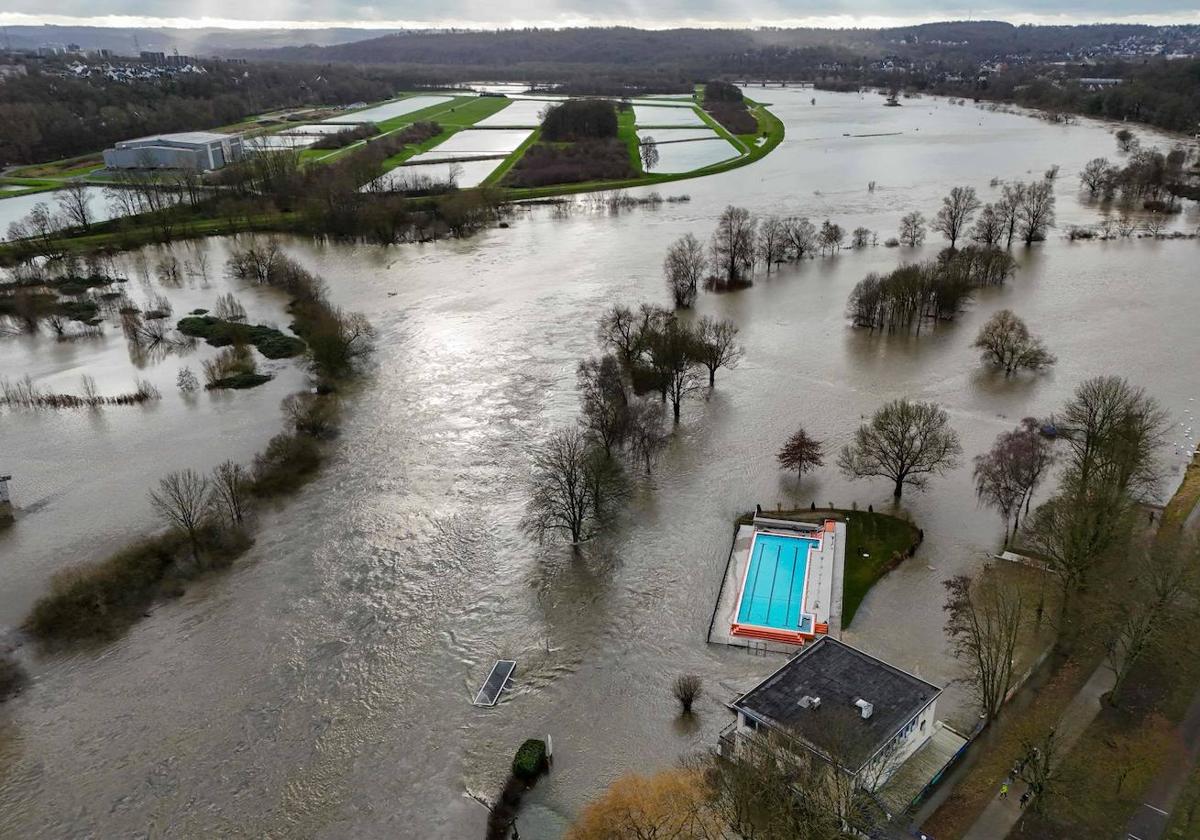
<box><xmin>709</xmin><ymin>515</ymin><xmax>846</xmax><ymax>653</ymax></box>
<box><xmin>720</xmin><ymin>637</ymin><xmax>953</xmax><ymax>797</ymax></box>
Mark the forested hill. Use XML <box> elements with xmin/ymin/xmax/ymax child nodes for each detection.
<box><xmin>0</xmin><ymin>63</ymin><xmax>417</xmax><ymax>165</ymax></box>
<box><xmin>234</xmin><ymin>22</ymin><xmax>1193</xmax><ymax>70</ymax></box>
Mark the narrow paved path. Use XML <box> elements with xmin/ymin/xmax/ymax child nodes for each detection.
<box><xmin>960</xmin><ymin>662</ymin><xmax>1115</xmax><ymax>840</ymax></box>
<box><xmin>1122</xmin><ymin>494</ymin><xmax>1200</xmax><ymax>840</ymax></box>
<box><xmin>1123</xmin><ymin>687</ymin><xmax>1200</xmax><ymax>840</ymax></box>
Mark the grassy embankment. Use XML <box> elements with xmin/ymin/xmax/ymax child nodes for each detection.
<box><xmin>0</xmin><ymin>93</ymin><xmax>784</xmax><ymax>254</ymax></box>
<box><xmin>735</xmin><ymin>507</ymin><xmax>921</xmax><ymax>628</ymax></box>
<box><xmin>494</xmin><ymin>96</ymin><xmax>784</xmax><ymax>199</ymax></box>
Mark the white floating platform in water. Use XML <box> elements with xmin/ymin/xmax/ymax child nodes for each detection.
<box><xmin>473</xmin><ymin>660</ymin><xmax>516</xmax><ymax>706</ymax></box>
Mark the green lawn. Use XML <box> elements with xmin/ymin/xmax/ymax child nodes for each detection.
<box><xmin>734</xmin><ymin>507</ymin><xmax>920</xmax><ymax>629</ymax></box>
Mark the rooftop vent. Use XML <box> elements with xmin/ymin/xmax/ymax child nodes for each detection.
<box><xmin>854</xmin><ymin>698</ymin><xmax>874</xmax><ymax>719</ymax></box>
<box><xmin>798</xmin><ymin>695</ymin><xmax>822</xmax><ymax>710</ymax></box>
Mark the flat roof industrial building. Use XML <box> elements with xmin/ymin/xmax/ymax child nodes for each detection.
<box><xmin>102</xmin><ymin>131</ymin><xmax>244</xmax><ymax>171</ymax></box>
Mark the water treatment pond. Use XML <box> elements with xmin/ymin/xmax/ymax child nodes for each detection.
<box><xmin>1</xmin><ymin>88</ymin><xmax>1198</xmax><ymax>839</ymax></box>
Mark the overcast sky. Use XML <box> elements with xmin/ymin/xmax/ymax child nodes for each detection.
<box><xmin>2</xmin><ymin>1</ymin><xmax>1198</xmax><ymax>30</ymax></box>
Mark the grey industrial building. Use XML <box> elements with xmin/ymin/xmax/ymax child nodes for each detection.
<box><xmin>102</xmin><ymin>131</ymin><xmax>244</xmax><ymax>171</ymax></box>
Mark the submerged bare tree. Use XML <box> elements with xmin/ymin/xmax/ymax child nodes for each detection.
<box><xmin>974</xmin><ymin>419</ymin><xmax>1055</xmax><ymax>543</ymax></box>
<box><xmin>898</xmin><ymin>211</ymin><xmax>927</xmax><ymax>247</ymax></box>
<box><xmin>149</xmin><ymin>469</ymin><xmax>211</xmax><ymax>564</ymax></box>
<box><xmin>838</xmin><ymin>399</ymin><xmax>962</xmax><ymax>498</ymax></box>
<box><xmin>663</xmin><ymin>233</ymin><xmax>706</xmax><ymax>309</ymax></box>
<box><xmin>933</xmin><ymin>186</ymin><xmax>982</xmax><ymax>249</ymax></box>
<box><xmin>210</xmin><ymin>460</ymin><xmax>250</xmax><ymax>527</ymax></box>
<box><xmin>694</xmin><ymin>316</ymin><xmax>743</xmax><ymax>387</ymax></box>
<box><xmin>972</xmin><ymin>309</ymin><xmax>1056</xmax><ymax>376</ymax></box>
<box><xmin>522</xmin><ymin>428</ymin><xmax>627</xmax><ymax>546</ymax></box>
<box><xmin>626</xmin><ymin>398</ymin><xmax>669</xmax><ymax>474</ymax></box>
<box><xmin>710</xmin><ymin>205</ymin><xmax>756</xmax><ymax>286</ymax></box>
<box><xmin>944</xmin><ymin>574</ymin><xmax>1024</xmax><ymax>721</ymax></box>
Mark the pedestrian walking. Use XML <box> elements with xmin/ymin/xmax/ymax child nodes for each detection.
<box><xmin>1020</xmin><ymin>791</ymin><xmax>1031</xmax><ymax>809</ymax></box>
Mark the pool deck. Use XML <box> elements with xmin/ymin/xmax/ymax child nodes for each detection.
<box><xmin>708</xmin><ymin>518</ymin><xmax>846</xmax><ymax>654</ymax></box>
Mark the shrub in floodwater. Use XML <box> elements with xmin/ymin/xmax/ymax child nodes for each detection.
<box><xmin>512</xmin><ymin>739</ymin><xmax>548</xmax><ymax>782</ymax></box>
<box><xmin>672</xmin><ymin>674</ymin><xmax>702</xmax><ymax>714</ymax></box>
<box><xmin>178</xmin><ymin>315</ymin><xmax>304</xmax><ymax>359</ymax></box>
<box><xmin>249</xmin><ymin>431</ymin><xmax>323</xmax><ymax>497</ymax></box>
<box><xmin>25</xmin><ymin>535</ymin><xmax>180</xmax><ymax>641</ymax></box>
<box><xmin>0</xmin><ymin>654</ymin><xmax>26</xmax><ymax>702</ymax></box>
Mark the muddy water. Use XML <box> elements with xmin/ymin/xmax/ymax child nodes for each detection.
<box><xmin>1</xmin><ymin>89</ymin><xmax>1198</xmax><ymax>839</ymax></box>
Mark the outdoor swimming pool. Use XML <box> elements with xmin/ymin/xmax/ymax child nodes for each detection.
<box><xmin>736</xmin><ymin>533</ymin><xmax>818</xmax><ymax>630</ymax></box>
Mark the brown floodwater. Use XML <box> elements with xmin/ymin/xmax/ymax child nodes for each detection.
<box><xmin>1</xmin><ymin>88</ymin><xmax>1198</xmax><ymax>839</ymax></box>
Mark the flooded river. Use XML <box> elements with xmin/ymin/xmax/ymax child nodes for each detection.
<box><xmin>1</xmin><ymin>89</ymin><xmax>1198</xmax><ymax>838</ymax></box>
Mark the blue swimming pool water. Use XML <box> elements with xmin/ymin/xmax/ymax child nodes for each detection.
<box><xmin>736</xmin><ymin>533</ymin><xmax>818</xmax><ymax>630</ymax></box>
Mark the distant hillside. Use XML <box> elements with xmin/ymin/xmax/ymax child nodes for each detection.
<box><xmin>1</xmin><ymin>25</ymin><xmax>393</xmax><ymax>56</ymax></box>
<box><xmin>231</xmin><ymin>21</ymin><xmax>1194</xmax><ymax>70</ymax></box>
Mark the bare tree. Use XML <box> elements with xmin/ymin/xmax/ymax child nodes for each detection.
<box><xmin>577</xmin><ymin>354</ymin><xmax>628</xmax><ymax>455</ymax></box>
<box><xmin>210</xmin><ymin>460</ymin><xmax>249</xmax><ymax>527</ymax></box>
<box><xmin>1023</xmin><ymin>475</ymin><xmax>1133</xmax><ymax>625</ymax></box>
<box><xmin>1057</xmin><ymin>375</ymin><xmax>1169</xmax><ymax>498</ymax></box>
<box><xmin>149</xmin><ymin>469</ymin><xmax>210</xmax><ymax>564</ymax></box>
<box><xmin>710</xmin><ymin>205</ymin><xmax>756</xmax><ymax>287</ymax></box>
<box><xmin>672</xmin><ymin>674</ymin><xmax>702</xmax><ymax>714</ymax></box>
<box><xmin>213</xmin><ymin>292</ymin><xmax>247</xmax><ymax>322</ymax></box>
<box><xmin>838</xmin><ymin>399</ymin><xmax>962</xmax><ymax>498</ymax></box>
<box><xmin>1018</xmin><ymin>180</ymin><xmax>1056</xmax><ymax>245</ymax></box>
<box><xmin>972</xmin><ymin>309</ymin><xmax>1056</xmax><ymax>376</ymax></box>
<box><xmin>647</xmin><ymin>317</ymin><xmax>702</xmax><ymax>422</ymax></box>
<box><xmin>1115</xmin><ymin>128</ymin><xmax>1138</xmax><ymax>153</ymax></box>
<box><xmin>694</xmin><ymin>315</ymin><xmax>743</xmax><ymax>387</ymax></box>
<box><xmin>851</xmin><ymin>226</ymin><xmax>873</xmax><ymax>249</ymax></box>
<box><xmin>626</xmin><ymin>398</ymin><xmax>669</xmax><ymax>474</ymax></box>
<box><xmin>757</xmin><ymin>215</ymin><xmax>787</xmax><ymax>271</ymax></box>
<box><xmin>817</xmin><ymin>219</ymin><xmax>845</xmax><ymax>255</ymax></box>
<box><xmin>998</xmin><ymin>182</ymin><xmax>1026</xmax><ymax>247</ymax></box>
<box><xmin>522</xmin><ymin>428</ymin><xmax>626</xmax><ymax>546</ymax></box>
<box><xmin>176</xmin><ymin>366</ymin><xmax>200</xmax><ymax>393</ymax></box>
<box><xmin>971</xmin><ymin>204</ymin><xmax>1005</xmax><ymax>246</ymax></box>
<box><xmin>898</xmin><ymin>211</ymin><xmax>926</xmax><ymax>247</ymax></box>
<box><xmin>933</xmin><ymin>186</ymin><xmax>982</xmax><ymax>249</ymax></box>
<box><xmin>1080</xmin><ymin>157</ymin><xmax>1111</xmax><ymax>195</ymax></box>
<box><xmin>777</xmin><ymin>427</ymin><xmax>824</xmax><ymax>480</ymax></box>
<box><xmin>663</xmin><ymin>233</ymin><xmax>706</xmax><ymax>308</ymax></box>
<box><xmin>783</xmin><ymin>216</ymin><xmax>818</xmax><ymax>260</ymax></box>
<box><xmin>640</xmin><ymin>136</ymin><xmax>660</xmax><ymax>171</ymax></box>
<box><xmin>944</xmin><ymin>574</ymin><xmax>1024</xmax><ymax>721</ymax></box>
<box><xmin>55</xmin><ymin>181</ymin><xmax>93</xmax><ymax>232</ymax></box>
<box><xmin>596</xmin><ymin>305</ymin><xmax>642</xmax><ymax>368</ymax></box>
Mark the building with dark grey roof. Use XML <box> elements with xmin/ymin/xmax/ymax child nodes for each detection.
<box><xmin>725</xmin><ymin>636</ymin><xmax>942</xmax><ymax>791</ymax></box>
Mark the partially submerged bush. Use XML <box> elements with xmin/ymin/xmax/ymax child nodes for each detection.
<box><xmin>672</xmin><ymin>674</ymin><xmax>702</xmax><ymax>714</ymax></box>
<box><xmin>512</xmin><ymin>738</ymin><xmax>549</xmax><ymax>782</ymax></box>
<box><xmin>0</xmin><ymin>653</ymin><xmax>26</xmax><ymax>701</ymax></box>
<box><xmin>25</xmin><ymin>535</ymin><xmax>180</xmax><ymax>641</ymax></box>
<box><xmin>250</xmin><ymin>431</ymin><xmax>323</xmax><ymax>497</ymax></box>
